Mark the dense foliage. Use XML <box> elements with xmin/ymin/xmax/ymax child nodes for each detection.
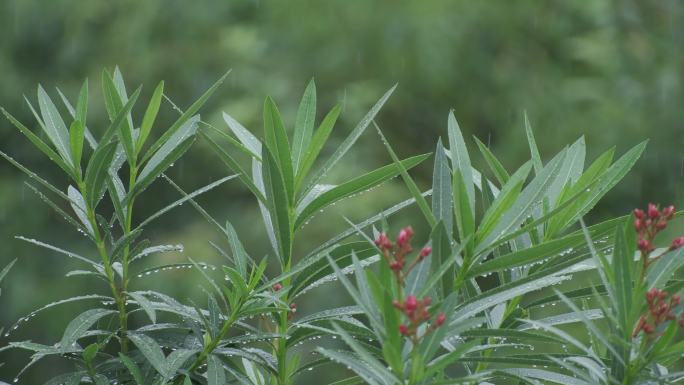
<box><xmin>0</xmin><ymin>71</ymin><xmax>682</xmax><ymax>384</ymax></box>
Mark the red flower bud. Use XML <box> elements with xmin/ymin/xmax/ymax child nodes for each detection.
<box><xmin>399</xmin><ymin>324</ymin><xmax>409</xmax><ymax>335</ymax></box>
<box><xmin>375</xmin><ymin>232</ymin><xmax>394</xmax><ymax>250</ymax></box>
<box><xmin>423</xmin><ymin>297</ymin><xmax>432</xmax><ymax>306</ymax></box>
<box><xmin>389</xmin><ymin>260</ymin><xmax>403</xmax><ymax>271</ymax></box>
<box><xmin>290</xmin><ymin>303</ymin><xmax>297</xmax><ymax>311</ymax></box>
<box><xmin>419</xmin><ymin>246</ymin><xmax>432</xmax><ymax>259</ymax></box>
<box><xmin>638</xmin><ymin>239</ymin><xmax>652</xmax><ymax>253</ymax></box>
<box><xmin>272</xmin><ymin>283</ymin><xmax>283</xmax><ymax>291</ymax></box>
<box><xmin>397</xmin><ymin>226</ymin><xmax>414</xmax><ymax>247</ymax></box>
<box><xmin>634</xmin><ymin>219</ymin><xmax>643</xmax><ymax>231</ymax></box>
<box><xmin>672</xmin><ymin>295</ymin><xmax>681</xmax><ymax>305</ymax></box>
<box><xmin>392</xmin><ymin>300</ymin><xmax>402</xmax><ymax>309</ymax></box>
<box><xmin>648</xmin><ymin>203</ymin><xmax>660</xmax><ymax>219</ymax></box>
<box><xmin>435</xmin><ymin>312</ymin><xmax>446</xmax><ymax>326</ymax></box>
<box><xmin>663</xmin><ymin>205</ymin><xmax>675</xmax><ymax>219</ymax></box>
<box><xmin>643</xmin><ymin>323</ymin><xmax>654</xmax><ymax>334</ymax></box>
<box><xmin>634</xmin><ymin>208</ymin><xmax>645</xmax><ymax>219</ymax></box>
<box><xmin>405</xmin><ymin>295</ymin><xmax>417</xmax><ymax>312</ymax></box>
<box><xmin>671</xmin><ymin>237</ymin><xmax>684</xmax><ymax>250</ymax></box>
<box><xmin>656</xmin><ymin>220</ymin><xmax>667</xmax><ymax>230</ymax></box>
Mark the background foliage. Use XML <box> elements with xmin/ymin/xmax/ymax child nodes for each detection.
<box><xmin>1</xmin><ymin>0</ymin><xmax>683</xmax><ymax>383</ymax></box>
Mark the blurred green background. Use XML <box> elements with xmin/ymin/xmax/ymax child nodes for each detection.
<box><xmin>1</xmin><ymin>0</ymin><xmax>683</xmax><ymax>383</ymax></box>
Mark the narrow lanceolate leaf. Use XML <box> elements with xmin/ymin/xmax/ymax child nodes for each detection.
<box><xmin>447</xmin><ymin>111</ymin><xmax>474</xmax><ymax>217</ymax></box>
<box><xmin>128</xmin><ymin>291</ymin><xmax>157</xmax><ymax>323</ymax></box>
<box><xmin>295</xmin><ymin>104</ymin><xmax>341</xmax><ymax>192</ymax></box>
<box><xmin>222</xmin><ymin>112</ymin><xmax>262</xmax><ymax>156</ymax></box>
<box><xmin>67</xmin><ymin>186</ymin><xmax>94</xmax><ymax>236</ymax></box>
<box><xmin>224</xmin><ymin>220</ymin><xmax>251</xmax><ymax>277</ymax></box>
<box><xmin>99</xmin><ymin>87</ymin><xmax>142</xmax><ymax>147</ymax></box>
<box><xmin>261</xmin><ymin>146</ymin><xmax>292</xmax><ymax>265</ymax></box>
<box><xmin>132</xmin><ymin>116</ymin><xmax>199</xmax><ymax>198</ymax></box>
<box><xmin>263</xmin><ymin>96</ymin><xmax>294</xmax><ymax>200</ymax></box>
<box><xmin>548</xmin><ymin>141</ymin><xmax>647</xmax><ymax>236</ymax></box>
<box><xmin>143</xmin><ymin>71</ymin><xmax>229</xmax><ymax>163</ymax></box>
<box><xmin>60</xmin><ymin>309</ymin><xmax>116</xmax><ymax>349</ymax></box>
<box><xmin>295</xmin><ymin>153</ymin><xmax>430</xmax><ymax>228</ymax></box>
<box><xmin>119</xmin><ymin>353</ymin><xmax>144</xmax><ymax>385</ymax></box>
<box><xmin>201</xmin><ymin>131</ymin><xmax>265</xmax><ymax>202</ymax></box>
<box><xmin>453</xmin><ymin>170</ymin><xmax>474</xmax><ymax>255</ymax></box>
<box><xmin>376</xmin><ymin>124</ymin><xmax>435</xmax><ymax>226</ymax></box>
<box><xmin>524</xmin><ymin>112</ymin><xmax>543</xmax><ymax>175</ymax></box>
<box><xmin>292</xmin><ymin>79</ymin><xmax>316</xmax><ymax>173</ymax></box>
<box><xmin>612</xmin><ymin>220</ymin><xmax>633</xmax><ymax>334</ymax></box>
<box><xmin>137</xmin><ymin>80</ymin><xmax>164</xmax><ymax>154</ymax></box>
<box><xmin>75</xmin><ymin>79</ymin><xmax>88</xmax><ymax>126</ymax></box>
<box><xmin>84</xmin><ymin>141</ymin><xmax>118</xmax><ymax>208</ymax></box>
<box><xmin>546</xmin><ymin>136</ymin><xmax>585</xmax><ymax>207</ymax></box>
<box><xmin>303</xmin><ymin>85</ymin><xmax>396</xmax><ymax>195</ymax></box>
<box><xmin>128</xmin><ymin>333</ymin><xmax>166</xmax><ymax>374</ymax></box>
<box><xmin>206</xmin><ymin>355</ymin><xmax>226</xmax><ymax>385</ymax></box>
<box><xmin>473</xmin><ymin>136</ymin><xmax>510</xmax><ymax>186</ymax></box>
<box><xmin>102</xmin><ymin>70</ymin><xmax>135</xmax><ymax>163</ymax></box>
<box><xmin>475</xmin><ymin>149</ymin><xmax>566</xmax><ymax>254</ymax></box>
<box><xmin>37</xmin><ymin>85</ymin><xmax>72</xmax><ymax>163</ymax></box>
<box><xmin>433</xmin><ymin>139</ymin><xmax>453</xmax><ymax>235</ymax></box>
<box><xmin>69</xmin><ymin>120</ymin><xmax>85</xmax><ymax>173</ymax></box>
<box><xmin>647</xmin><ymin>246</ymin><xmax>684</xmax><ymax>289</ymax></box>
<box><xmin>1</xmin><ymin>108</ymin><xmax>75</xmax><ymax>178</ymax></box>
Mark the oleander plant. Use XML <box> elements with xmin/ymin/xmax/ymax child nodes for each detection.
<box><xmin>0</xmin><ymin>69</ymin><xmax>683</xmax><ymax>385</ymax></box>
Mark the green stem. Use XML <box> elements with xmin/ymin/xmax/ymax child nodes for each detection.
<box><xmin>187</xmin><ymin>304</ymin><xmax>243</xmax><ymax>373</ymax></box>
<box><xmin>80</xmin><ymin>179</ymin><xmax>129</xmax><ymax>352</ymax></box>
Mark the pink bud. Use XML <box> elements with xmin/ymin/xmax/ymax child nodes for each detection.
<box><xmin>290</xmin><ymin>303</ymin><xmax>297</xmax><ymax>311</ymax></box>
<box><xmin>634</xmin><ymin>208</ymin><xmax>645</xmax><ymax>219</ymax></box>
<box><xmin>671</xmin><ymin>237</ymin><xmax>684</xmax><ymax>250</ymax></box>
<box><xmin>419</xmin><ymin>246</ymin><xmax>432</xmax><ymax>259</ymax></box>
<box><xmin>399</xmin><ymin>324</ymin><xmax>409</xmax><ymax>335</ymax></box>
<box><xmin>423</xmin><ymin>296</ymin><xmax>432</xmax><ymax>306</ymax></box>
<box><xmin>272</xmin><ymin>283</ymin><xmax>283</xmax><ymax>292</ymax></box>
<box><xmin>638</xmin><ymin>239</ymin><xmax>652</xmax><ymax>253</ymax></box>
<box><xmin>634</xmin><ymin>219</ymin><xmax>643</xmax><ymax>231</ymax></box>
<box><xmin>656</xmin><ymin>220</ymin><xmax>667</xmax><ymax>230</ymax></box>
<box><xmin>375</xmin><ymin>232</ymin><xmax>392</xmax><ymax>250</ymax></box>
<box><xmin>389</xmin><ymin>260</ymin><xmax>403</xmax><ymax>271</ymax></box>
<box><xmin>435</xmin><ymin>312</ymin><xmax>446</xmax><ymax>326</ymax></box>
<box><xmin>663</xmin><ymin>205</ymin><xmax>675</xmax><ymax>219</ymax></box>
<box><xmin>405</xmin><ymin>295</ymin><xmax>417</xmax><ymax>312</ymax></box>
<box><xmin>397</xmin><ymin>226</ymin><xmax>414</xmax><ymax>247</ymax></box>
<box><xmin>648</xmin><ymin>203</ymin><xmax>660</xmax><ymax>219</ymax></box>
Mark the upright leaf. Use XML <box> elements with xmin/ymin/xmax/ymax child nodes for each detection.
<box><xmin>432</xmin><ymin>139</ymin><xmax>453</xmax><ymax>236</ymax></box>
<box><xmin>292</xmin><ymin>79</ymin><xmax>316</xmax><ymax>172</ymax></box>
<box><xmin>37</xmin><ymin>85</ymin><xmax>72</xmax><ymax>163</ymax></box>
<box><xmin>137</xmin><ymin>80</ymin><xmax>164</xmax><ymax>154</ymax></box>
<box><xmin>261</xmin><ymin>146</ymin><xmax>292</xmax><ymax>266</ymax></box>
<box><xmin>263</xmin><ymin>96</ymin><xmax>294</xmax><ymax>200</ymax></box>
<box><xmin>447</xmin><ymin>111</ymin><xmax>474</xmax><ymax>217</ymax></box>
<box><xmin>84</xmin><ymin>141</ymin><xmax>117</xmax><ymax>208</ymax></box>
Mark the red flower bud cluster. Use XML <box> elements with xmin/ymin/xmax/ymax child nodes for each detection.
<box><xmin>375</xmin><ymin>226</ymin><xmax>432</xmax><ymax>285</ymax></box>
<box><xmin>394</xmin><ymin>295</ymin><xmax>445</xmax><ymax>340</ymax></box>
<box><xmin>633</xmin><ymin>288</ymin><xmax>683</xmax><ymax>337</ymax></box>
<box><xmin>272</xmin><ymin>283</ymin><xmax>283</xmax><ymax>292</ymax></box>
<box><xmin>633</xmin><ymin>204</ymin><xmax>681</xmax><ymax>268</ymax></box>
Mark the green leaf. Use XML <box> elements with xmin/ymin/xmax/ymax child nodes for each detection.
<box><xmin>137</xmin><ymin>80</ymin><xmax>164</xmax><ymax>154</ymax></box>
<box><xmin>75</xmin><ymin>79</ymin><xmax>88</xmax><ymax>126</ymax></box>
<box><xmin>69</xmin><ymin>120</ymin><xmax>85</xmax><ymax>173</ymax></box>
<box><xmin>647</xmin><ymin>246</ymin><xmax>684</xmax><ymax>289</ymax></box>
<box><xmin>143</xmin><ymin>71</ymin><xmax>228</xmax><ymax>163</ymax></box>
<box><xmin>82</xmin><ymin>343</ymin><xmax>98</xmax><ymax>363</ymax></box>
<box><xmin>128</xmin><ymin>333</ymin><xmax>166</xmax><ymax>374</ymax></box>
<box><xmin>60</xmin><ymin>308</ymin><xmax>116</xmax><ymax>349</ymax></box>
<box><xmin>261</xmin><ymin>146</ymin><xmax>292</xmax><ymax>265</ymax></box>
<box><xmin>84</xmin><ymin>141</ymin><xmax>117</xmax><ymax>208</ymax></box>
<box><xmin>99</xmin><ymin>86</ymin><xmax>142</xmax><ymax>146</ymax></box>
<box><xmin>128</xmin><ymin>291</ymin><xmax>157</xmax><ymax>324</ymax></box>
<box><xmin>316</xmin><ymin>350</ymin><xmax>384</xmax><ymax>385</ymax></box>
<box><xmin>207</xmin><ymin>355</ymin><xmax>227</xmax><ymax>385</ymax></box>
<box><xmin>475</xmin><ymin>163</ymin><xmax>531</xmax><ymax>243</ymax></box>
<box><xmin>119</xmin><ymin>353</ymin><xmax>144</xmax><ymax>385</ymax></box>
<box><xmin>475</xmin><ymin>149</ymin><xmax>566</xmax><ymax>254</ymax></box>
<box><xmin>473</xmin><ymin>136</ymin><xmax>510</xmax><ymax>186</ymax></box>
<box><xmin>292</xmin><ymin>79</ymin><xmax>316</xmax><ymax>173</ymax></box>
<box><xmin>201</xmin><ymin>131</ymin><xmax>265</xmax><ymax>202</ymax></box>
<box><xmin>295</xmin><ymin>104</ymin><xmax>341</xmax><ymax>191</ymax></box>
<box><xmin>447</xmin><ymin>111</ymin><xmax>474</xmax><ymax>217</ymax></box>
<box><xmin>222</xmin><ymin>112</ymin><xmax>262</xmax><ymax>157</ymax></box>
<box><xmin>432</xmin><ymin>139</ymin><xmax>453</xmax><ymax>235</ymax></box>
<box><xmin>102</xmin><ymin>69</ymin><xmax>135</xmax><ymax>163</ymax></box>
<box><xmin>132</xmin><ymin>116</ymin><xmax>199</xmax><ymax>198</ymax></box>
<box><xmin>524</xmin><ymin>112</ymin><xmax>543</xmax><ymax>175</ymax></box>
<box><xmin>453</xmin><ymin>169</ymin><xmax>474</xmax><ymax>254</ymax></box>
<box><xmin>375</xmin><ymin>124</ymin><xmax>435</xmax><ymax>226</ymax></box>
<box><xmin>295</xmin><ymin>153</ymin><xmax>430</xmax><ymax>229</ymax></box>
<box><xmin>303</xmin><ymin>85</ymin><xmax>396</xmax><ymax>195</ymax></box>
<box><xmin>163</xmin><ymin>349</ymin><xmax>196</xmax><ymax>381</ymax></box>
<box><xmin>546</xmin><ymin>142</ymin><xmax>646</xmax><ymax>237</ymax></box>
<box><xmin>612</xmin><ymin>220</ymin><xmax>633</xmax><ymax>335</ymax></box>
<box><xmin>1</xmin><ymin>107</ymin><xmax>75</xmax><ymax>178</ymax></box>
<box><xmin>263</xmin><ymin>96</ymin><xmax>295</xmax><ymax>201</ymax></box>
<box><xmin>37</xmin><ymin>85</ymin><xmax>72</xmax><ymax>163</ymax></box>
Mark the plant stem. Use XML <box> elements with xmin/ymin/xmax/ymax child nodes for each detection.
<box><xmin>80</xmin><ymin>179</ymin><xmax>129</xmax><ymax>352</ymax></box>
